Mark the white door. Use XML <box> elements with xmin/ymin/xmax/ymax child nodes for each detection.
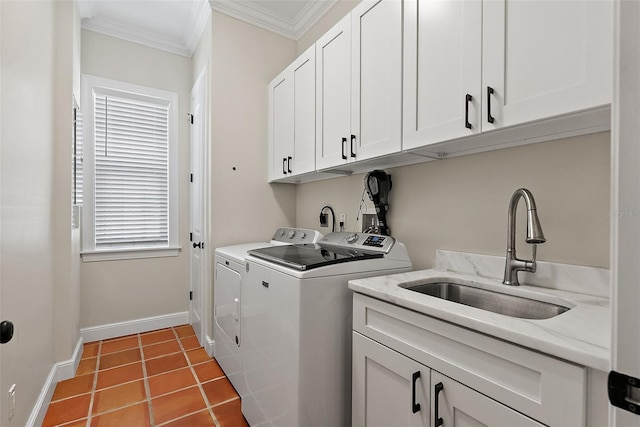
<box><xmin>352</xmin><ymin>332</ymin><xmax>429</xmax><ymax>427</ymax></box>
<box><xmin>482</xmin><ymin>0</ymin><xmax>612</xmax><ymax>131</ymax></box>
<box><xmin>611</xmin><ymin>1</ymin><xmax>640</xmax><ymax>425</ymax></box>
<box><xmin>291</xmin><ymin>45</ymin><xmax>316</xmax><ymax>176</ymax></box>
<box><xmin>190</xmin><ymin>67</ymin><xmax>207</xmax><ymax>347</ymax></box>
<box><xmin>315</xmin><ymin>14</ymin><xmax>352</xmax><ymax>170</ymax></box>
<box><xmin>431</xmin><ymin>371</ymin><xmax>544</xmax><ymax>427</ymax></box>
<box><xmin>351</xmin><ymin>0</ymin><xmax>403</xmax><ymax>159</ymax></box>
<box><xmin>403</xmin><ymin>0</ymin><xmax>482</xmax><ymax>149</ymax></box>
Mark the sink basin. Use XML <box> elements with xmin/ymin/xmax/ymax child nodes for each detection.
<box><xmin>401</xmin><ymin>281</ymin><xmax>571</xmax><ymax>320</ymax></box>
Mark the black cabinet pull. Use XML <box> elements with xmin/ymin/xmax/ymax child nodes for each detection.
<box><xmin>465</xmin><ymin>94</ymin><xmax>473</xmax><ymax>129</ymax></box>
<box><xmin>411</xmin><ymin>371</ymin><xmax>421</xmax><ymax>414</ymax></box>
<box><xmin>287</xmin><ymin>156</ymin><xmax>292</xmax><ymax>173</ymax></box>
<box><xmin>341</xmin><ymin>137</ymin><xmax>347</xmax><ymax>160</ymax></box>
<box><xmin>350</xmin><ymin>134</ymin><xmax>356</xmax><ymax>158</ymax></box>
<box><xmin>434</xmin><ymin>382</ymin><xmax>444</xmax><ymax>427</ymax></box>
<box><xmin>0</xmin><ymin>320</ymin><xmax>14</xmax><ymax>344</ymax></box>
<box><xmin>487</xmin><ymin>86</ymin><xmax>495</xmax><ymax>124</ymax></box>
<box><xmin>282</xmin><ymin>157</ymin><xmax>287</xmax><ymax>174</ymax></box>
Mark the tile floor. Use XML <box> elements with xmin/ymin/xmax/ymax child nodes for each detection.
<box><xmin>43</xmin><ymin>325</ymin><xmax>249</xmax><ymax>427</ymax></box>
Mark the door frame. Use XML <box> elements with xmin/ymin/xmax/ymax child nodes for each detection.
<box><xmin>190</xmin><ymin>64</ymin><xmax>210</xmax><ymax>350</ymax></box>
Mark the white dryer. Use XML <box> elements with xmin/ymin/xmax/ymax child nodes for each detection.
<box><xmin>213</xmin><ymin>228</ymin><xmax>322</xmax><ymax>398</ymax></box>
<box><xmin>242</xmin><ymin>232</ymin><xmax>412</xmax><ymax>427</ymax></box>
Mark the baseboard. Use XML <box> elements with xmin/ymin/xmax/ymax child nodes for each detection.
<box><xmin>27</xmin><ymin>336</ymin><xmax>84</xmax><ymax>427</ymax></box>
<box><xmin>80</xmin><ymin>311</ymin><xmax>189</xmax><ymax>343</ymax></box>
<box><xmin>205</xmin><ymin>334</ymin><xmax>215</xmax><ymax>357</ymax></box>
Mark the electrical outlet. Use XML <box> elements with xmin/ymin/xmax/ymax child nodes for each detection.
<box><xmin>8</xmin><ymin>384</ymin><xmax>16</xmax><ymax>420</ymax></box>
<box><xmin>320</xmin><ymin>213</ymin><xmax>328</xmax><ymax>227</ymax></box>
<box><xmin>339</xmin><ymin>214</ymin><xmax>346</xmax><ymax>226</ymax></box>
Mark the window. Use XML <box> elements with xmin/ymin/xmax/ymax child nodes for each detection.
<box><xmin>81</xmin><ymin>75</ymin><xmax>179</xmax><ymax>261</ymax></box>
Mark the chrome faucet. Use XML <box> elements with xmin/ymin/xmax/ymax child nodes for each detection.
<box><xmin>503</xmin><ymin>188</ymin><xmax>546</xmax><ymax>286</ymax></box>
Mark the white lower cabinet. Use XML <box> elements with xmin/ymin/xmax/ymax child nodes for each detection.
<box><xmin>353</xmin><ymin>332</ymin><xmax>543</xmax><ymax>427</ymax></box>
<box><xmin>352</xmin><ymin>293</ymin><xmax>588</xmax><ymax>427</ymax></box>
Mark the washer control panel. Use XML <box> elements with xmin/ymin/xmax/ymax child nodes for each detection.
<box><xmin>320</xmin><ymin>232</ymin><xmax>395</xmax><ymax>253</ymax></box>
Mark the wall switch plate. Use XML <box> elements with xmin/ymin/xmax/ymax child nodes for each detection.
<box><xmin>8</xmin><ymin>384</ymin><xmax>16</xmax><ymax>419</ymax></box>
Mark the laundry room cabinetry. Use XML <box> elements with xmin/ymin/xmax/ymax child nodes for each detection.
<box><xmin>403</xmin><ymin>0</ymin><xmax>613</xmax><ymax>151</ymax></box>
<box><xmin>267</xmin><ymin>45</ymin><xmax>316</xmax><ymax>182</ymax></box>
<box><xmin>352</xmin><ymin>293</ymin><xmax>588</xmax><ymax>427</ymax></box>
<box><xmin>315</xmin><ymin>0</ymin><xmax>403</xmax><ymax>170</ymax></box>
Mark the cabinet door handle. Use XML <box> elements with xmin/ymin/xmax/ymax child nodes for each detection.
<box><xmin>287</xmin><ymin>156</ymin><xmax>292</xmax><ymax>173</ymax></box>
<box><xmin>465</xmin><ymin>94</ymin><xmax>473</xmax><ymax>129</ymax></box>
<box><xmin>341</xmin><ymin>137</ymin><xmax>347</xmax><ymax>160</ymax></box>
<box><xmin>350</xmin><ymin>134</ymin><xmax>356</xmax><ymax>158</ymax></box>
<box><xmin>434</xmin><ymin>382</ymin><xmax>444</xmax><ymax>427</ymax></box>
<box><xmin>487</xmin><ymin>86</ymin><xmax>495</xmax><ymax>124</ymax></box>
<box><xmin>411</xmin><ymin>371</ymin><xmax>421</xmax><ymax>414</ymax></box>
<box><xmin>282</xmin><ymin>157</ymin><xmax>287</xmax><ymax>174</ymax></box>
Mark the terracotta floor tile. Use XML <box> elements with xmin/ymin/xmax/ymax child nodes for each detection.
<box><xmin>174</xmin><ymin>324</ymin><xmax>195</xmax><ymax>338</ymax></box>
<box><xmin>82</xmin><ymin>343</ymin><xmax>100</xmax><ymax>359</ymax></box>
<box><xmin>101</xmin><ymin>336</ymin><xmax>139</xmax><ymax>355</ymax></box>
<box><xmin>52</xmin><ymin>374</ymin><xmax>95</xmax><ymax>401</ymax></box>
<box><xmin>99</xmin><ymin>348</ymin><xmax>142</xmax><ymax>370</ymax></box>
<box><xmin>90</xmin><ymin>402</ymin><xmax>150</xmax><ymax>427</ymax></box>
<box><xmin>145</xmin><ymin>352</ymin><xmax>188</xmax><ymax>376</ymax></box>
<box><xmin>193</xmin><ymin>360</ymin><xmax>225</xmax><ymax>383</ymax></box>
<box><xmin>96</xmin><ymin>362</ymin><xmax>144</xmax><ymax>390</ymax></box>
<box><xmin>77</xmin><ymin>357</ymin><xmax>98</xmax><ymax>376</ymax></box>
<box><xmin>201</xmin><ymin>378</ymin><xmax>238</xmax><ymax>406</ymax></box>
<box><xmin>180</xmin><ymin>335</ymin><xmax>200</xmax><ymax>351</ymax></box>
<box><xmin>186</xmin><ymin>348</ymin><xmax>211</xmax><ymax>365</ymax></box>
<box><xmin>148</xmin><ymin>367</ymin><xmax>197</xmax><ymax>398</ymax></box>
<box><xmin>151</xmin><ymin>386</ymin><xmax>207</xmax><ymax>425</ymax></box>
<box><xmin>42</xmin><ymin>393</ymin><xmax>91</xmax><ymax>427</ymax></box>
<box><xmin>140</xmin><ymin>329</ymin><xmax>176</xmax><ymax>346</ymax></box>
<box><xmin>162</xmin><ymin>410</ymin><xmax>216</xmax><ymax>427</ymax></box>
<box><xmin>92</xmin><ymin>380</ymin><xmax>147</xmax><ymax>415</ymax></box>
<box><xmin>143</xmin><ymin>339</ymin><xmax>181</xmax><ymax>359</ymax></box>
<box><xmin>212</xmin><ymin>399</ymin><xmax>249</xmax><ymax>427</ymax></box>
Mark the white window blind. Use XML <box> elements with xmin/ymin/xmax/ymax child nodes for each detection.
<box><xmin>74</xmin><ymin>107</ymin><xmax>83</xmax><ymax>206</ymax></box>
<box><xmin>94</xmin><ymin>93</ymin><xmax>170</xmax><ymax>248</ymax></box>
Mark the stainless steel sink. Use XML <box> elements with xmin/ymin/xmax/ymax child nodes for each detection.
<box><xmin>401</xmin><ymin>281</ymin><xmax>571</xmax><ymax>319</ymax></box>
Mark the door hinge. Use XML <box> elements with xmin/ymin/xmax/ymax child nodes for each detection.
<box><xmin>190</xmin><ymin>173</ymin><xmax>193</xmax><ymax>183</ymax></box>
<box><xmin>189</xmin><ymin>291</ymin><xmax>193</xmax><ymax>301</ymax></box>
<box><xmin>609</xmin><ymin>371</ymin><xmax>640</xmax><ymax>415</ymax></box>
<box><xmin>190</xmin><ymin>232</ymin><xmax>193</xmax><ymax>242</ymax></box>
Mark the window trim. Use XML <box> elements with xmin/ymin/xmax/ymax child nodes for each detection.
<box><xmin>81</xmin><ymin>74</ymin><xmax>180</xmax><ymax>261</ymax></box>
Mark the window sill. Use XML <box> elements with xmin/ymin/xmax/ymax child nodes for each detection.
<box><xmin>81</xmin><ymin>246</ymin><xmax>181</xmax><ymax>262</ymax></box>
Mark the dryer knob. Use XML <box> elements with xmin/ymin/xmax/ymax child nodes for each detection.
<box><xmin>347</xmin><ymin>233</ymin><xmax>359</xmax><ymax>244</ymax></box>
<box><xmin>300</xmin><ymin>232</ymin><xmax>307</xmax><ymax>239</ymax></box>
<box><xmin>288</xmin><ymin>230</ymin><xmax>296</xmax><ymax>239</ymax></box>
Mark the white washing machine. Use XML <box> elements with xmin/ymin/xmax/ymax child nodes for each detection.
<box><xmin>242</xmin><ymin>232</ymin><xmax>412</xmax><ymax>427</ymax></box>
<box><xmin>213</xmin><ymin>228</ymin><xmax>322</xmax><ymax>398</ymax></box>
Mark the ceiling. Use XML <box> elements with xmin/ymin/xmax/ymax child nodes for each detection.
<box><xmin>77</xmin><ymin>0</ymin><xmax>338</xmax><ymax>57</ymax></box>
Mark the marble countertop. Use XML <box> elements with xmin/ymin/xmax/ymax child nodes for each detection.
<box><xmin>349</xmin><ymin>269</ymin><xmax>611</xmax><ymax>371</ymax></box>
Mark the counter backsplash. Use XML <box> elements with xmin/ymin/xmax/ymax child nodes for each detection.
<box><xmin>435</xmin><ymin>250</ymin><xmax>610</xmax><ymax>299</ymax></box>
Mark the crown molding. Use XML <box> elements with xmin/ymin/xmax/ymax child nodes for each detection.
<box><xmin>209</xmin><ymin>0</ymin><xmax>337</xmax><ymax>41</ymax></box>
<box><xmin>79</xmin><ymin>0</ymin><xmax>211</xmax><ymax>57</ymax></box>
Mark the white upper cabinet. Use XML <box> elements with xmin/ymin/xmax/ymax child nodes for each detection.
<box><xmin>268</xmin><ymin>45</ymin><xmax>316</xmax><ymax>182</ymax></box>
<box><xmin>482</xmin><ymin>0</ymin><xmax>613</xmax><ymax>130</ymax></box>
<box><xmin>403</xmin><ymin>0</ymin><xmax>482</xmax><ymax>148</ymax></box>
<box><xmin>403</xmin><ymin>0</ymin><xmax>613</xmax><ymax>150</ymax></box>
<box><xmin>316</xmin><ymin>0</ymin><xmax>403</xmax><ymax>170</ymax></box>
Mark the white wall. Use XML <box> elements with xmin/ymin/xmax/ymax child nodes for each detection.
<box><xmin>0</xmin><ymin>1</ymin><xmax>72</xmax><ymax>424</ymax></box>
<box><xmin>80</xmin><ymin>30</ymin><xmax>193</xmax><ymax>328</ymax></box>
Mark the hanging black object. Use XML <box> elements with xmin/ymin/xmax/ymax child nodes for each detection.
<box><xmin>365</xmin><ymin>170</ymin><xmax>392</xmax><ymax>236</ymax></box>
<box><xmin>0</xmin><ymin>320</ymin><xmax>14</xmax><ymax>344</ymax></box>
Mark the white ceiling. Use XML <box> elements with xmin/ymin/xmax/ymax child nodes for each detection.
<box><xmin>77</xmin><ymin>0</ymin><xmax>338</xmax><ymax>57</ymax></box>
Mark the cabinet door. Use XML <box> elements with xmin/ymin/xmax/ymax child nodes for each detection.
<box><xmin>403</xmin><ymin>0</ymin><xmax>482</xmax><ymax>149</ymax></box>
<box><xmin>482</xmin><ymin>0</ymin><xmax>613</xmax><ymax>131</ymax></box>
<box><xmin>431</xmin><ymin>371</ymin><xmax>544</xmax><ymax>427</ymax></box>
<box><xmin>316</xmin><ymin>14</ymin><xmax>351</xmax><ymax>170</ymax></box>
<box><xmin>292</xmin><ymin>45</ymin><xmax>316</xmax><ymax>175</ymax></box>
<box><xmin>352</xmin><ymin>332</ymin><xmax>429</xmax><ymax>427</ymax></box>
<box><xmin>267</xmin><ymin>69</ymin><xmax>293</xmax><ymax>181</ymax></box>
<box><xmin>351</xmin><ymin>0</ymin><xmax>403</xmax><ymax>159</ymax></box>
